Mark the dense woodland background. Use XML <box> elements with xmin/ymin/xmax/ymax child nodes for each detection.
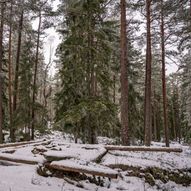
<box><xmin>0</xmin><ymin>0</ymin><xmax>190</xmax><ymax>146</ymax></box>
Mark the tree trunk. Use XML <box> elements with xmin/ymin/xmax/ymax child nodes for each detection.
<box><xmin>43</xmin><ymin>42</ymin><xmax>52</xmax><ymax>109</ymax></box>
<box><xmin>8</xmin><ymin>0</ymin><xmax>13</xmax><ymax>142</ymax></box>
<box><xmin>144</xmin><ymin>0</ymin><xmax>152</xmax><ymax>146</ymax></box>
<box><xmin>153</xmin><ymin>85</ymin><xmax>157</xmax><ymax>141</ymax></box>
<box><xmin>0</xmin><ymin>2</ymin><xmax>5</xmax><ymax>143</ymax></box>
<box><xmin>190</xmin><ymin>0</ymin><xmax>191</xmax><ymax>18</ymax></box>
<box><xmin>12</xmin><ymin>9</ymin><xmax>24</xmax><ymax>141</ymax></box>
<box><xmin>31</xmin><ymin>10</ymin><xmax>42</xmax><ymax>140</ymax></box>
<box><xmin>113</xmin><ymin>75</ymin><xmax>116</xmax><ymax>103</ymax></box>
<box><xmin>171</xmin><ymin>100</ymin><xmax>177</xmax><ymax>141</ymax></box>
<box><xmin>105</xmin><ymin>145</ymin><xmax>182</xmax><ymax>152</ymax></box>
<box><xmin>120</xmin><ymin>0</ymin><xmax>130</xmax><ymax>145</ymax></box>
<box><xmin>160</xmin><ymin>0</ymin><xmax>169</xmax><ymax>147</ymax></box>
<box><xmin>175</xmin><ymin>87</ymin><xmax>181</xmax><ymax>143</ymax></box>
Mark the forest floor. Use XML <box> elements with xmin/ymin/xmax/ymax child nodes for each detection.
<box><xmin>0</xmin><ymin>131</ymin><xmax>191</xmax><ymax>191</ymax></box>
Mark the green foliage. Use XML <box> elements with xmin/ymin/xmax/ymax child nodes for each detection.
<box><xmin>13</xmin><ymin>37</ymin><xmax>34</xmax><ymax>131</ymax></box>
<box><xmin>55</xmin><ymin>0</ymin><xmax>119</xmax><ymax>143</ymax></box>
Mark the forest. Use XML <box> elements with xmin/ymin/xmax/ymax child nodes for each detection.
<box><xmin>0</xmin><ymin>0</ymin><xmax>190</xmax><ymax>146</ymax></box>
<box><xmin>0</xmin><ymin>0</ymin><xmax>191</xmax><ymax>190</ymax></box>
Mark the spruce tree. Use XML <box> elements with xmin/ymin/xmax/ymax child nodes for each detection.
<box><xmin>55</xmin><ymin>0</ymin><xmax>119</xmax><ymax>143</ymax></box>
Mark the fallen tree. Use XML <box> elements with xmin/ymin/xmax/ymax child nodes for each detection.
<box><xmin>0</xmin><ymin>153</ymin><xmax>45</xmax><ymax>165</ymax></box>
<box><xmin>0</xmin><ymin>139</ymin><xmax>50</xmax><ymax>149</ymax></box>
<box><xmin>47</xmin><ymin>159</ymin><xmax>118</xmax><ymax>179</ymax></box>
<box><xmin>105</xmin><ymin>145</ymin><xmax>183</xmax><ymax>153</ymax></box>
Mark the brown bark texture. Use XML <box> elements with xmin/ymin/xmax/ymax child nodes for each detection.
<box><xmin>120</xmin><ymin>0</ymin><xmax>130</xmax><ymax>145</ymax></box>
<box><xmin>160</xmin><ymin>0</ymin><xmax>169</xmax><ymax>147</ymax></box>
<box><xmin>144</xmin><ymin>0</ymin><xmax>152</xmax><ymax>146</ymax></box>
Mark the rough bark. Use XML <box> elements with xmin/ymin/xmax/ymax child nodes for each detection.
<box><xmin>144</xmin><ymin>0</ymin><xmax>152</xmax><ymax>146</ymax></box>
<box><xmin>175</xmin><ymin>87</ymin><xmax>181</xmax><ymax>143</ymax></box>
<box><xmin>113</xmin><ymin>75</ymin><xmax>116</xmax><ymax>103</ymax></box>
<box><xmin>12</xmin><ymin>8</ymin><xmax>24</xmax><ymax>141</ymax></box>
<box><xmin>120</xmin><ymin>0</ymin><xmax>130</xmax><ymax>145</ymax></box>
<box><xmin>171</xmin><ymin>100</ymin><xmax>177</xmax><ymax>141</ymax></box>
<box><xmin>160</xmin><ymin>0</ymin><xmax>169</xmax><ymax>147</ymax></box>
<box><xmin>105</xmin><ymin>145</ymin><xmax>182</xmax><ymax>153</ymax></box>
<box><xmin>0</xmin><ymin>153</ymin><xmax>43</xmax><ymax>165</ymax></box>
<box><xmin>153</xmin><ymin>86</ymin><xmax>157</xmax><ymax>141</ymax></box>
<box><xmin>0</xmin><ymin>2</ymin><xmax>5</xmax><ymax>143</ymax></box>
<box><xmin>8</xmin><ymin>0</ymin><xmax>13</xmax><ymax>142</ymax></box>
<box><xmin>0</xmin><ymin>139</ymin><xmax>50</xmax><ymax>149</ymax></box>
<box><xmin>47</xmin><ymin>163</ymin><xmax>118</xmax><ymax>179</ymax></box>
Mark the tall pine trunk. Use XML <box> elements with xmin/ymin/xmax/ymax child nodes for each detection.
<box><xmin>113</xmin><ymin>75</ymin><xmax>116</xmax><ymax>103</ymax></box>
<box><xmin>190</xmin><ymin>0</ymin><xmax>191</xmax><ymax>18</ymax></box>
<box><xmin>12</xmin><ymin>9</ymin><xmax>24</xmax><ymax>141</ymax></box>
<box><xmin>8</xmin><ymin>0</ymin><xmax>13</xmax><ymax>141</ymax></box>
<box><xmin>152</xmin><ymin>83</ymin><xmax>157</xmax><ymax>141</ymax></box>
<box><xmin>144</xmin><ymin>0</ymin><xmax>152</xmax><ymax>146</ymax></box>
<box><xmin>171</xmin><ymin>99</ymin><xmax>177</xmax><ymax>141</ymax></box>
<box><xmin>120</xmin><ymin>0</ymin><xmax>130</xmax><ymax>145</ymax></box>
<box><xmin>160</xmin><ymin>0</ymin><xmax>169</xmax><ymax>147</ymax></box>
<box><xmin>0</xmin><ymin>2</ymin><xmax>5</xmax><ymax>143</ymax></box>
<box><xmin>31</xmin><ymin>10</ymin><xmax>42</xmax><ymax>140</ymax></box>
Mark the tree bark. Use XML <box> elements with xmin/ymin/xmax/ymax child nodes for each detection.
<box><xmin>152</xmin><ymin>84</ymin><xmax>157</xmax><ymax>141</ymax></box>
<box><xmin>175</xmin><ymin>87</ymin><xmax>181</xmax><ymax>143</ymax></box>
<box><xmin>120</xmin><ymin>0</ymin><xmax>130</xmax><ymax>145</ymax></box>
<box><xmin>12</xmin><ymin>8</ymin><xmax>24</xmax><ymax>141</ymax></box>
<box><xmin>0</xmin><ymin>153</ymin><xmax>43</xmax><ymax>165</ymax></box>
<box><xmin>113</xmin><ymin>75</ymin><xmax>116</xmax><ymax>103</ymax></box>
<box><xmin>31</xmin><ymin>10</ymin><xmax>42</xmax><ymax>140</ymax></box>
<box><xmin>0</xmin><ymin>2</ymin><xmax>5</xmax><ymax>143</ymax></box>
<box><xmin>8</xmin><ymin>0</ymin><xmax>13</xmax><ymax>142</ymax></box>
<box><xmin>0</xmin><ymin>139</ymin><xmax>49</xmax><ymax>149</ymax></box>
<box><xmin>171</xmin><ymin>100</ymin><xmax>177</xmax><ymax>141</ymax></box>
<box><xmin>105</xmin><ymin>145</ymin><xmax>182</xmax><ymax>152</ymax></box>
<box><xmin>47</xmin><ymin>162</ymin><xmax>118</xmax><ymax>179</ymax></box>
<box><xmin>144</xmin><ymin>0</ymin><xmax>152</xmax><ymax>146</ymax></box>
<box><xmin>160</xmin><ymin>0</ymin><xmax>169</xmax><ymax>147</ymax></box>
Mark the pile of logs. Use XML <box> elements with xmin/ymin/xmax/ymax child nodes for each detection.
<box><xmin>0</xmin><ymin>140</ymin><xmax>183</xmax><ymax>180</ymax></box>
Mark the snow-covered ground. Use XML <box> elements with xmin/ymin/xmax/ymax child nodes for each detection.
<box><xmin>0</xmin><ymin>131</ymin><xmax>190</xmax><ymax>191</ymax></box>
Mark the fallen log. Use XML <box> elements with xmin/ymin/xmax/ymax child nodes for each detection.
<box><xmin>43</xmin><ymin>146</ymin><xmax>107</xmax><ymax>163</ymax></box>
<box><xmin>0</xmin><ymin>160</ymin><xmax>20</xmax><ymax>166</ymax></box>
<box><xmin>48</xmin><ymin>159</ymin><xmax>118</xmax><ymax>179</ymax></box>
<box><xmin>105</xmin><ymin>146</ymin><xmax>183</xmax><ymax>153</ymax></box>
<box><xmin>44</xmin><ymin>151</ymin><xmax>77</xmax><ymax>161</ymax></box>
<box><xmin>0</xmin><ymin>153</ymin><xmax>45</xmax><ymax>165</ymax></box>
<box><xmin>0</xmin><ymin>139</ymin><xmax>50</xmax><ymax>149</ymax></box>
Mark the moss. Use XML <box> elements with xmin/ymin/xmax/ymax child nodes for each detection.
<box><xmin>169</xmin><ymin>172</ymin><xmax>191</xmax><ymax>186</ymax></box>
<box><xmin>145</xmin><ymin>173</ymin><xmax>155</xmax><ymax>186</ymax></box>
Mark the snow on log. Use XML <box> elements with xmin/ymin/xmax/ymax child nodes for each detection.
<box><xmin>105</xmin><ymin>145</ymin><xmax>183</xmax><ymax>153</ymax></box>
<box><xmin>49</xmin><ymin>159</ymin><xmax>118</xmax><ymax>179</ymax></box>
<box><xmin>44</xmin><ymin>151</ymin><xmax>77</xmax><ymax>161</ymax></box>
<box><xmin>43</xmin><ymin>145</ymin><xmax>107</xmax><ymax>162</ymax></box>
<box><xmin>0</xmin><ymin>139</ymin><xmax>50</xmax><ymax>149</ymax></box>
<box><xmin>0</xmin><ymin>153</ymin><xmax>45</xmax><ymax>165</ymax></box>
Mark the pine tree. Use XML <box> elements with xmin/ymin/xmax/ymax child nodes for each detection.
<box><xmin>30</xmin><ymin>0</ymin><xmax>55</xmax><ymax>140</ymax></box>
<box><xmin>12</xmin><ymin>1</ymin><xmax>24</xmax><ymax>141</ymax></box>
<box><xmin>144</xmin><ymin>0</ymin><xmax>152</xmax><ymax>146</ymax></box>
<box><xmin>0</xmin><ymin>2</ymin><xmax>5</xmax><ymax>143</ymax></box>
<box><xmin>160</xmin><ymin>0</ymin><xmax>169</xmax><ymax>147</ymax></box>
<box><xmin>120</xmin><ymin>0</ymin><xmax>130</xmax><ymax>145</ymax></box>
<box><xmin>8</xmin><ymin>0</ymin><xmax>14</xmax><ymax>142</ymax></box>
